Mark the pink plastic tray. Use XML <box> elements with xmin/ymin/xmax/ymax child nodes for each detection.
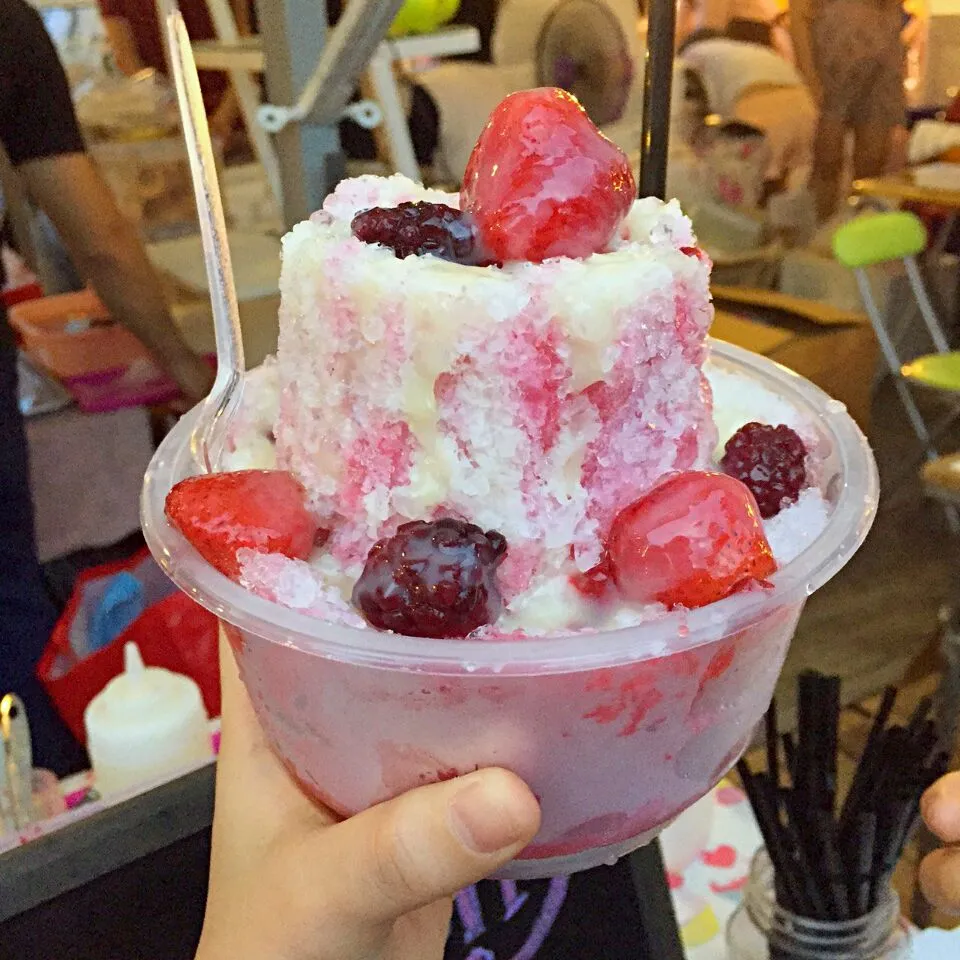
<box><xmin>63</xmin><ymin>354</ymin><xmax>217</xmax><ymax>413</ymax></box>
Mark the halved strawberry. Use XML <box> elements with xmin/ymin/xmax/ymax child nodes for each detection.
<box><xmin>607</xmin><ymin>472</ymin><xmax>776</xmax><ymax>610</ymax></box>
<box><xmin>165</xmin><ymin>470</ymin><xmax>320</xmax><ymax>580</ymax></box>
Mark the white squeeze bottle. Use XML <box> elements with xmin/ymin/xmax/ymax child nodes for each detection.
<box><xmin>84</xmin><ymin>642</ymin><xmax>212</xmax><ymax>796</ymax></box>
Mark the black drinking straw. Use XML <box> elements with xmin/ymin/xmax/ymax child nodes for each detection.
<box><xmin>780</xmin><ymin>789</ymin><xmax>830</xmax><ymax>919</ymax></box>
<box><xmin>822</xmin><ymin>676</ymin><xmax>842</xmax><ymax>813</ymax></box>
<box><xmin>905</xmin><ymin>696</ymin><xmax>934</xmax><ymax>741</ymax></box>
<box><xmin>739</xmin><ymin>672</ymin><xmax>945</xmax><ymax>930</ymax></box>
<box><xmin>873</xmin><ymin>686</ymin><xmax>899</xmax><ymax>730</ymax></box>
<box><xmin>849</xmin><ymin>812</ymin><xmax>877</xmax><ymax>916</ymax></box>
<box><xmin>781</xmin><ymin>732</ymin><xmax>797</xmax><ymax>779</ymax></box>
<box><xmin>870</xmin><ymin>751</ymin><xmax>951</xmax><ymax>908</ymax></box>
<box><xmin>796</xmin><ymin>671</ymin><xmax>819</xmax><ymax>806</ymax></box>
<box><xmin>914</xmin><ymin>720</ymin><xmax>939</xmax><ymax>762</ymax></box>
<box><xmin>766</xmin><ymin>701</ymin><xmax>780</xmax><ymax>787</ymax></box>
<box><xmin>639</xmin><ymin>0</ymin><xmax>677</xmax><ymax>199</ymax></box>
<box><xmin>838</xmin><ymin>686</ymin><xmax>898</xmax><ymax>837</ymax></box>
<box><xmin>871</xmin><ymin>727</ymin><xmax>910</xmax><ymax>811</ymax></box>
<box><xmin>871</xmin><ymin>788</ymin><xmax>922</xmax><ymax>909</ymax></box>
<box><xmin>737</xmin><ymin>759</ymin><xmax>810</xmax><ymax>915</ymax></box>
<box><xmin>815</xmin><ymin>811</ymin><xmax>851</xmax><ymax>920</ymax></box>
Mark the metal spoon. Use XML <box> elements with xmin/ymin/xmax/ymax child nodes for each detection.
<box><xmin>161</xmin><ymin>0</ymin><xmax>245</xmax><ymax>472</ymax></box>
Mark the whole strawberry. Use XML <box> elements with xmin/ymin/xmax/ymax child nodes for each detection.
<box><xmin>165</xmin><ymin>470</ymin><xmax>320</xmax><ymax>580</ymax></box>
<box><xmin>460</xmin><ymin>88</ymin><xmax>636</xmax><ymax>263</ymax></box>
<box><xmin>607</xmin><ymin>472</ymin><xmax>776</xmax><ymax>610</ymax></box>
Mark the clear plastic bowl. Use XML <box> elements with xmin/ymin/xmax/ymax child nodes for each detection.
<box><xmin>141</xmin><ymin>340</ymin><xmax>878</xmax><ymax>879</ymax></box>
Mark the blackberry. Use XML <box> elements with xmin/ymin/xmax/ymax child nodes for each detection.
<box><xmin>352</xmin><ymin>518</ymin><xmax>507</xmax><ymax>638</ymax></box>
<box><xmin>351</xmin><ymin>202</ymin><xmax>476</xmax><ymax>262</ymax></box>
<box><xmin>720</xmin><ymin>422</ymin><xmax>807</xmax><ymax>519</ymax></box>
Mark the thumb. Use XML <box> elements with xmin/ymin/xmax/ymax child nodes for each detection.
<box><xmin>316</xmin><ymin>769</ymin><xmax>540</xmax><ymax>927</ymax></box>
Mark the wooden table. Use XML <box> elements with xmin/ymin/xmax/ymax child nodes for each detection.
<box><xmin>853</xmin><ymin>170</ymin><xmax>960</xmax><ymax>211</ymax></box>
<box><xmin>0</xmin><ymin>765</ymin><xmax>215</xmax><ymax>959</ymax></box>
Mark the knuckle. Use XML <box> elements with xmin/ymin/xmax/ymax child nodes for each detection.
<box><xmin>367</xmin><ymin>806</ymin><xmax>427</xmax><ymax>911</ymax></box>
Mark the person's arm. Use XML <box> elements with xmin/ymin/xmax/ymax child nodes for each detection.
<box><xmin>18</xmin><ymin>154</ymin><xmax>212</xmax><ymax>401</ymax></box>
<box><xmin>771</xmin><ymin>16</ymin><xmax>796</xmax><ymax>65</ymax></box>
<box><xmin>0</xmin><ymin>0</ymin><xmax>211</xmax><ymax>403</ymax></box>
<box><xmin>101</xmin><ymin>14</ymin><xmax>145</xmax><ymax>76</ymax></box>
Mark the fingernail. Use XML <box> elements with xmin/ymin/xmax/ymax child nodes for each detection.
<box><xmin>449</xmin><ymin>780</ymin><xmax>526</xmax><ymax>855</ymax></box>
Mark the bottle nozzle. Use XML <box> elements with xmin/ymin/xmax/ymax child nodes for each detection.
<box><xmin>123</xmin><ymin>642</ymin><xmax>145</xmax><ymax>676</ymax></box>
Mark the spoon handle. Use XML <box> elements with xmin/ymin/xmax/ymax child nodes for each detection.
<box><xmin>161</xmin><ymin>0</ymin><xmax>245</xmax><ymax>471</ymax></box>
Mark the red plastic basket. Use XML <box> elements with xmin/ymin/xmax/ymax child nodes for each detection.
<box><xmin>38</xmin><ymin>550</ymin><xmax>221</xmax><ymax>743</ymax></box>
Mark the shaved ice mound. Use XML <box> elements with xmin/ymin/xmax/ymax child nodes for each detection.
<box><xmin>272</xmin><ymin>175</ymin><xmax>716</xmax><ymax>602</ymax></box>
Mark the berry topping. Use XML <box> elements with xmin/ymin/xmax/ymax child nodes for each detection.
<box><xmin>720</xmin><ymin>423</ymin><xmax>807</xmax><ymax>519</ymax></box>
<box><xmin>570</xmin><ymin>558</ymin><xmax>615</xmax><ymax>603</ymax></box>
<box><xmin>460</xmin><ymin>87</ymin><xmax>636</xmax><ymax>263</ymax></box>
<box><xmin>351</xmin><ymin>202</ymin><xmax>476</xmax><ymax>262</ymax></box>
<box><xmin>607</xmin><ymin>472</ymin><xmax>776</xmax><ymax>610</ymax></box>
<box><xmin>352</xmin><ymin>518</ymin><xmax>507</xmax><ymax>638</ymax></box>
<box><xmin>165</xmin><ymin>470</ymin><xmax>320</xmax><ymax>580</ymax></box>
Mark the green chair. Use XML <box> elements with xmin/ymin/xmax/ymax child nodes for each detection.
<box><xmin>901</xmin><ymin>351</ymin><xmax>960</xmax><ymax>393</ymax></box>
<box><xmin>903</xmin><ymin>353</ymin><xmax>960</xmax><ymax>511</ymax></box>
<box><xmin>833</xmin><ymin>211</ymin><xmax>952</xmax><ymax>462</ymax></box>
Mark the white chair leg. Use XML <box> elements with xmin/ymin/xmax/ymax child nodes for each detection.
<box><xmin>855</xmin><ymin>269</ymin><xmax>939</xmax><ymax>462</ymax></box>
<box><xmin>179</xmin><ymin>0</ymin><xmax>284</xmax><ymax>211</ymax></box>
<box><xmin>365</xmin><ymin>43</ymin><xmax>419</xmax><ymax>179</ymax></box>
<box><xmin>904</xmin><ymin>256</ymin><xmax>951</xmax><ymax>354</ymax></box>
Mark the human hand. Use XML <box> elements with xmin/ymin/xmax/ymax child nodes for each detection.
<box><xmin>163</xmin><ymin>349</ymin><xmax>215</xmax><ymax>412</ymax></box>
<box><xmin>196</xmin><ymin>636</ymin><xmax>541</xmax><ymax>960</ymax></box>
<box><xmin>919</xmin><ymin>771</ymin><xmax>960</xmax><ymax>915</ymax></box>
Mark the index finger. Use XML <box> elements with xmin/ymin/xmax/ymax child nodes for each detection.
<box><xmin>216</xmin><ymin>627</ymin><xmax>338</xmax><ymax>828</ymax></box>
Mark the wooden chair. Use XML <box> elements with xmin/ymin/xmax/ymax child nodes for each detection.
<box><xmin>709</xmin><ymin>283</ymin><xmax>877</xmax><ymax>434</ymax></box>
